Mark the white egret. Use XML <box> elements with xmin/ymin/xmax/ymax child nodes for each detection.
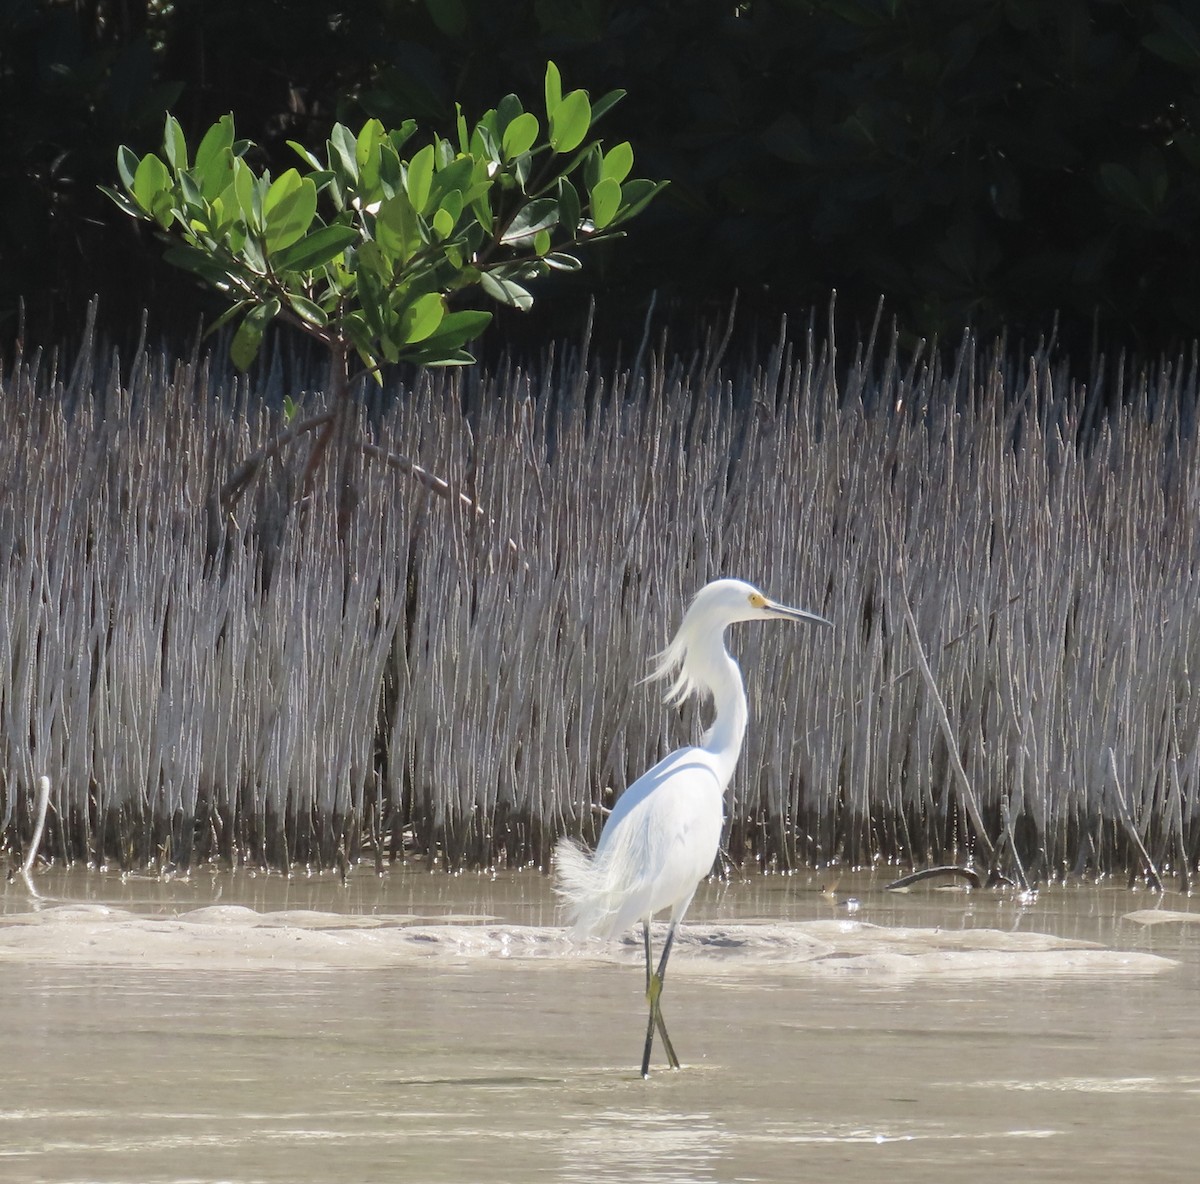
<box><xmin>555</xmin><ymin>577</ymin><xmax>830</xmax><ymax>1077</ymax></box>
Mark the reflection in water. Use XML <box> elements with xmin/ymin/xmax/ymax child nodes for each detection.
<box><xmin>746</xmin><ymin>1120</ymin><xmax>1061</xmax><ymax>1144</ymax></box>
<box><xmin>961</xmin><ymin>1075</ymin><xmax>1200</xmax><ymax>1094</ymax></box>
<box><xmin>559</xmin><ymin>1110</ymin><xmax>728</xmax><ymax>1184</ymax></box>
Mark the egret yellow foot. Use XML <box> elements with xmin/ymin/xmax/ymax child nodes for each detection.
<box><xmin>641</xmin><ymin>970</ymin><xmax>681</xmax><ymax>1076</ymax></box>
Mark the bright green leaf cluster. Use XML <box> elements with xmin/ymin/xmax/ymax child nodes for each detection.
<box><xmin>104</xmin><ymin>62</ymin><xmax>667</xmax><ymax>375</ymax></box>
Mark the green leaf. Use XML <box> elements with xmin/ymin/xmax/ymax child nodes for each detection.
<box><xmin>345</xmin><ymin>311</ymin><xmax>384</xmax><ymax>380</ymax></box>
<box><xmin>163</xmin><ymin>243</ymin><xmax>241</xmax><ymax>288</ymax></box>
<box><xmin>550</xmin><ymin>90</ymin><xmax>592</xmax><ymax>154</ymax></box>
<box><xmin>133</xmin><ymin>152</ymin><xmax>170</xmax><ymax>212</ymax></box>
<box><xmin>456</xmin><ymin>102</ymin><xmax>470</xmax><ymax>155</ymax></box>
<box><xmin>242</xmin><ymin>234</ymin><xmax>266</xmax><ymax>274</ymax></box>
<box><xmin>432</xmin><ymin>207</ymin><xmax>456</xmax><ymax>238</ymax></box>
<box><xmin>497</xmin><ymin>93</ymin><xmax>524</xmax><ymax>133</ymax></box>
<box><xmin>177</xmin><ymin>169</ymin><xmax>205</xmax><ymax>216</ymax></box>
<box><xmin>433</xmin><ymin>135</ymin><xmax>455</xmax><ymax>171</ymax></box>
<box><xmin>545</xmin><ymin>61</ymin><xmax>563</xmax><ymax>118</ymax></box>
<box><xmin>195</xmin><ymin>116</ymin><xmax>235</xmax><ymax>199</ymax></box>
<box><xmin>470</xmin><ymin>122</ymin><xmax>501</xmax><ymax>167</ymax></box>
<box><xmin>263</xmin><ymin>169</ymin><xmax>317</xmax><ymax>252</ymax></box>
<box><xmin>163</xmin><ymin>114</ymin><xmax>188</xmax><ymax>173</ymax></box>
<box><xmin>500</xmin><ymin>197</ymin><xmax>560</xmax><ymax>245</ymax></box>
<box><xmin>533</xmin><ymin>228</ymin><xmax>552</xmax><ymax>256</ymax></box>
<box><xmin>557</xmin><ymin>177</ymin><xmax>581</xmax><ymax>235</ymax></box>
<box><xmin>357</xmin><ymin>240</ymin><xmax>394</xmax><ymax>282</ymax></box>
<box><xmin>356</xmin><ymin>119</ymin><xmax>385</xmax><ymax>170</ymax></box>
<box><xmin>589</xmin><ymin>88</ymin><xmax>626</xmax><ymax>126</ymax></box>
<box><xmin>611</xmin><ymin>178</ymin><xmax>668</xmax><ymax>226</ymax></box>
<box><xmin>471</xmin><ymin>193</ymin><xmax>494</xmax><ymax>235</ymax></box>
<box><xmin>272</xmin><ymin>223</ymin><xmax>360</xmax><ymax>272</ymax></box>
<box><xmin>582</xmin><ymin>143</ymin><xmax>603</xmax><ymax>194</ymax></box>
<box><xmin>305</xmin><ymin>169</ymin><xmax>338</xmax><ymax>196</ymax></box>
<box><xmin>502</xmin><ymin>112</ymin><xmax>540</xmax><ymax>160</ymax></box>
<box><xmin>100</xmin><ymin>183</ymin><xmax>143</xmax><ymax>219</ymax></box>
<box><xmin>545</xmin><ymin>252</ymin><xmax>582</xmax><ymax>271</ymax></box>
<box><xmin>389</xmin><ymin>121</ymin><xmax>418</xmax><ymax>156</ymax></box>
<box><xmin>202</xmin><ymin>299</ymin><xmax>252</xmax><ymax>339</ymax></box>
<box><xmin>590</xmin><ymin>177</ymin><xmax>621</xmax><ymax>229</ymax></box>
<box><xmin>230</xmin><ymin>298</ymin><xmax>279</xmax><ymax>371</ymax></box>
<box><xmin>480</xmin><ymin>271</ymin><xmax>533</xmax><ymax>311</ymax></box>
<box><xmin>418</xmin><ymin>308</ymin><xmax>491</xmax><ymax>353</ymax></box>
<box><xmin>375</xmin><ymin>142</ymin><xmax>401</xmax><ymax>201</ymax></box>
<box><xmin>407</xmin><ymin>143</ymin><xmax>436</xmax><ymax>214</ymax></box>
<box><xmin>376</xmin><ymin>191</ymin><xmax>422</xmax><ymax>263</ymax></box>
<box><xmin>133</xmin><ymin>153</ymin><xmax>173</xmax><ymax>227</ymax></box>
<box><xmin>429</xmin><ymin>156</ymin><xmax>476</xmax><ymax>210</ymax></box>
<box><xmin>286</xmin><ymin>292</ymin><xmax>328</xmax><ymax>327</ymax></box>
<box><xmin>288</xmin><ymin>139</ymin><xmax>324</xmax><ymax>171</ymax></box>
<box><xmin>330</xmin><ymin>123</ymin><xmax>359</xmax><ymax>186</ymax></box>
<box><xmin>437</xmin><ymin>188</ymin><xmax>464</xmax><ymax>224</ymax></box>
<box><xmin>513</xmin><ymin>152</ymin><xmax>532</xmax><ymax>192</ymax></box>
<box><xmin>396</xmin><ymin>292</ymin><xmax>445</xmax><ymax>344</ymax></box>
<box><xmin>356</xmin><ymin>266</ymin><xmax>389</xmax><ymax>339</ymax></box>
<box><xmin>117</xmin><ymin>145</ymin><xmax>140</xmax><ymax>193</ymax></box>
<box><xmin>410</xmin><ymin>348</ymin><xmax>477</xmax><ymax>367</ymax></box>
<box><xmin>209</xmin><ymin>183</ymin><xmax>237</xmax><ymax>237</ymax></box>
<box><xmin>357</xmin><ymin>118</ymin><xmax>386</xmax><ymax>196</ymax></box>
<box><xmin>601</xmin><ymin>141</ymin><xmax>634</xmax><ymax>185</ymax></box>
<box><xmin>232</xmin><ymin>157</ymin><xmax>256</xmax><ymax>226</ymax></box>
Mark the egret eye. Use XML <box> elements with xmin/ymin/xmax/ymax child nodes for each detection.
<box><xmin>748</xmin><ymin>592</ymin><xmax>766</xmax><ymax>608</ymax></box>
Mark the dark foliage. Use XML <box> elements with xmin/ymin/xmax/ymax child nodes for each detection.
<box><xmin>6</xmin><ymin>1</ymin><xmax>1200</xmax><ymax>356</ymax></box>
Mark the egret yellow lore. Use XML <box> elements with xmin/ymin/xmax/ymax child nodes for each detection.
<box><xmin>555</xmin><ymin>577</ymin><xmax>831</xmax><ymax>1078</ymax></box>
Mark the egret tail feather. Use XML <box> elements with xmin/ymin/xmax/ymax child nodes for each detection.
<box><xmin>553</xmin><ymin>838</ymin><xmax>603</xmax><ymax>937</ymax></box>
<box><xmin>553</xmin><ymin>837</ymin><xmax>632</xmax><ymax>939</ymax></box>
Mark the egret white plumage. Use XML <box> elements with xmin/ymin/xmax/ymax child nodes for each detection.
<box><xmin>555</xmin><ymin>577</ymin><xmax>830</xmax><ymax>1077</ymax></box>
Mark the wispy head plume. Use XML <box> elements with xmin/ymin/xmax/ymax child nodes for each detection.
<box><xmin>646</xmin><ymin>624</ymin><xmax>700</xmax><ymax>705</ymax></box>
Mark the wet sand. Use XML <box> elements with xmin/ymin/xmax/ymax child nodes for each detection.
<box><xmin>2</xmin><ymin>867</ymin><xmax>1197</xmax><ymax>1183</ymax></box>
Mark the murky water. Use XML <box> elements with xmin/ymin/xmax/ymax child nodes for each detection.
<box><xmin>2</xmin><ymin>868</ymin><xmax>1198</xmax><ymax>1183</ymax></box>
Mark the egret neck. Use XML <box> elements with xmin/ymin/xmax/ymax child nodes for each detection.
<box><xmin>689</xmin><ymin>627</ymin><xmax>749</xmax><ymax>786</ymax></box>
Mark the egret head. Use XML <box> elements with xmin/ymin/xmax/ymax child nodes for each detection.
<box><xmin>650</xmin><ymin>578</ymin><xmax>830</xmax><ymax>703</ymax></box>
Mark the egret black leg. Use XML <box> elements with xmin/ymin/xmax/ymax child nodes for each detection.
<box><xmin>640</xmin><ymin>920</ymin><xmax>681</xmax><ymax>1077</ymax></box>
<box><xmin>642</xmin><ymin>922</ymin><xmax>656</xmax><ymax>1076</ymax></box>
<box><xmin>654</xmin><ymin>923</ymin><xmax>681</xmax><ymax>1068</ymax></box>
